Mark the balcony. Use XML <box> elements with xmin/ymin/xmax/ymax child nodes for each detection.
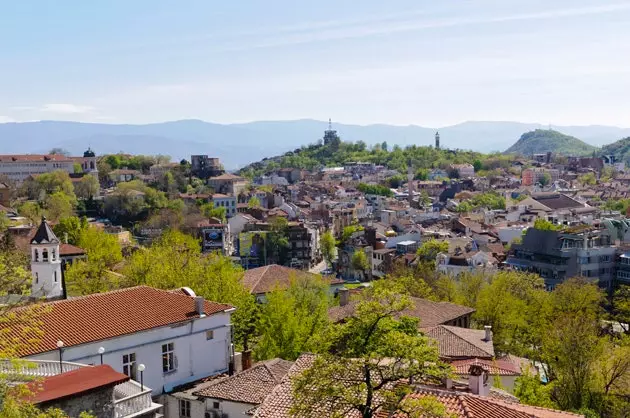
<box><xmin>0</xmin><ymin>360</ymin><xmax>162</xmax><ymax>418</ymax></box>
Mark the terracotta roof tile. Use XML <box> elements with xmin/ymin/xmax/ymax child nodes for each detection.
<box><xmin>195</xmin><ymin>358</ymin><xmax>293</xmax><ymax>404</ymax></box>
<box><xmin>9</xmin><ymin>286</ymin><xmax>233</xmax><ymax>357</ymax></box>
<box><xmin>59</xmin><ymin>243</ymin><xmax>86</xmax><ymax>256</ymax></box>
<box><xmin>449</xmin><ymin>358</ymin><xmax>521</xmax><ymax>376</ymax></box>
<box><xmin>242</xmin><ymin>265</ymin><xmax>342</xmax><ymax>295</ymax></box>
<box><xmin>424</xmin><ymin>325</ymin><xmax>494</xmax><ymax>359</ymax></box>
<box><xmin>329</xmin><ymin>297</ymin><xmax>474</xmax><ymax>328</ymax></box>
<box><xmin>27</xmin><ymin>365</ymin><xmax>129</xmax><ymax>404</ymax></box>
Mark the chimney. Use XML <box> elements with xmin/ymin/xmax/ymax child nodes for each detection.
<box><xmin>242</xmin><ymin>350</ymin><xmax>252</xmax><ymax>371</ymax></box>
<box><xmin>233</xmin><ymin>352</ymin><xmax>243</xmax><ymax>374</ymax></box>
<box><xmin>339</xmin><ymin>288</ymin><xmax>350</xmax><ymax>306</ymax></box>
<box><xmin>195</xmin><ymin>296</ymin><xmax>206</xmax><ymax>317</ymax></box>
<box><xmin>484</xmin><ymin>325</ymin><xmax>492</xmax><ymax>342</ymax></box>
<box><xmin>468</xmin><ymin>364</ymin><xmax>489</xmax><ymax>396</ymax></box>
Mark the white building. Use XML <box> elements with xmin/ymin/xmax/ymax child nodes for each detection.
<box><xmin>436</xmin><ymin>251</ymin><xmax>497</xmax><ymax>276</ymax></box>
<box><xmin>30</xmin><ymin>216</ymin><xmax>63</xmax><ymax>299</ymax></box>
<box><xmin>211</xmin><ymin>193</ymin><xmax>237</xmax><ymax>217</ymax></box>
<box><xmin>0</xmin><ymin>150</ymin><xmax>97</xmax><ymax>184</ymax></box>
<box><xmin>11</xmin><ymin>286</ymin><xmax>235</xmax><ymax>398</ymax></box>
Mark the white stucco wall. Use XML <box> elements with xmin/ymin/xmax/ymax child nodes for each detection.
<box><xmin>27</xmin><ymin>311</ymin><xmax>233</xmax><ymax>395</ymax></box>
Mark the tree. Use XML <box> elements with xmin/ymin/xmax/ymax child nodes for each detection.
<box><xmin>247</xmin><ymin>196</ymin><xmax>261</xmax><ymax>209</ymax></box>
<box><xmin>73</xmin><ymin>162</ymin><xmax>83</xmax><ymax>174</ymax></box>
<box><xmin>514</xmin><ymin>369</ymin><xmax>556</xmax><ymax>409</ymax></box>
<box><xmin>539</xmin><ymin>172</ymin><xmax>551</xmax><ymax>186</ymax></box>
<box><xmin>255</xmin><ymin>274</ymin><xmax>330</xmax><ymax>361</ymax></box>
<box><xmin>320</xmin><ymin>231</ymin><xmax>336</xmax><ymax>268</ymax></box>
<box><xmin>74</xmin><ymin>175</ymin><xmax>99</xmax><ymax>200</ymax></box>
<box><xmin>122</xmin><ymin>231</ymin><xmax>257</xmax><ymax>350</ymax></box>
<box><xmin>48</xmin><ymin>148</ymin><xmax>70</xmax><ymax>156</ymax></box>
<box><xmin>200</xmin><ymin>202</ymin><xmax>226</xmax><ymax>223</ymax></box>
<box><xmin>351</xmin><ymin>249</ymin><xmax>369</xmax><ymax>279</ymax></box>
<box><xmin>266</xmin><ymin>217</ymin><xmax>290</xmax><ymax>265</ymax></box>
<box><xmin>416</xmin><ymin>239</ymin><xmax>449</xmax><ymax>263</ymax></box>
<box><xmin>578</xmin><ymin>172</ymin><xmax>597</xmax><ymax>186</ymax></box>
<box><xmin>610</xmin><ymin>287</ymin><xmax>630</xmax><ymax>335</ymax></box>
<box><xmin>17</xmin><ymin>202</ymin><xmax>43</xmax><ymax>225</ymax></box>
<box><xmin>291</xmin><ymin>285</ymin><xmax>450</xmax><ymax>418</ymax></box>
<box><xmin>533</xmin><ymin>218</ymin><xmax>562</xmax><ymax>231</ymax></box>
<box><xmin>381</xmin><ymin>141</ymin><xmax>388</xmax><ymax>152</ymax></box>
<box><xmin>30</xmin><ymin>170</ymin><xmax>75</xmax><ymax>200</ymax></box>
<box><xmin>472</xmin><ymin>159</ymin><xmax>483</xmax><ymax>172</ymax></box>
<box><xmin>52</xmin><ymin>216</ymin><xmax>88</xmax><ymax>245</ymax></box>
<box><xmin>44</xmin><ymin>192</ymin><xmax>75</xmax><ymax>222</ymax></box>
<box><xmin>386</xmin><ymin>174</ymin><xmax>405</xmax><ymax>189</ymax></box>
<box><xmin>64</xmin><ymin>226</ymin><xmax>124</xmax><ymax>296</ymax></box>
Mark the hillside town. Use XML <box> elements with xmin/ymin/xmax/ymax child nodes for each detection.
<box><xmin>1</xmin><ymin>122</ymin><xmax>630</xmax><ymax>418</ymax></box>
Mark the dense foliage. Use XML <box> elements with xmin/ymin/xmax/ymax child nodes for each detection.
<box><xmin>505</xmin><ymin>129</ymin><xmax>597</xmax><ymax>156</ymax></box>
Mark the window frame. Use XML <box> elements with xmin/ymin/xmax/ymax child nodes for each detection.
<box><xmin>179</xmin><ymin>399</ymin><xmax>191</xmax><ymax>418</ymax></box>
<box><xmin>162</xmin><ymin>342</ymin><xmax>176</xmax><ymax>373</ymax></box>
<box><xmin>122</xmin><ymin>352</ymin><xmax>137</xmax><ymax>380</ymax></box>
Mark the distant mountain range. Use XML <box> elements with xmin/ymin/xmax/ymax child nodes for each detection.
<box><xmin>1</xmin><ymin>119</ymin><xmax>630</xmax><ymax>168</ymax></box>
<box><xmin>504</xmin><ymin>129</ymin><xmax>597</xmax><ymax>156</ymax></box>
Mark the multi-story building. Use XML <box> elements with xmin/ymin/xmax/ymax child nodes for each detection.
<box><xmin>0</xmin><ymin>149</ymin><xmax>97</xmax><ymax>184</ymax></box>
<box><xmin>521</xmin><ymin>168</ymin><xmax>560</xmax><ymax>186</ymax></box>
<box><xmin>286</xmin><ymin>223</ymin><xmax>314</xmax><ymax>269</ymax></box>
<box><xmin>191</xmin><ymin>155</ymin><xmax>224</xmax><ymax>179</ymax></box>
<box><xmin>211</xmin><ymin>193</ymin><xmax>237</xmax><ymax>217</ymax></box>
<box><xmin>507</xmin><ymin>226</ymin><xmax>616</xmax><ymax>290</ymax></box>
<box><xmin>449</xmin><ymin>164</ymin><xmax>475</xmax><ymax>178</ymax></box>
<box><xmin>208</xmin><ymin>173</ymin><xmax>247</xmax><ymax>197</ymax></box>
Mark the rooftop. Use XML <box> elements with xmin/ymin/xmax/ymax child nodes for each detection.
<box><xmin>7</xmin><ymin>286</ymin><xmax>232</xmax><ymax>357</ymax></box>
<box><xmin>424</xmin><ymin>325</ymin><xmax>494</xmax><ymax>359</ymax></box>
<box><xmin>194</xmin><ymin>358</ymin><xmax>293</xmax><ymax>404</ymax></box>
<box><xmin>242</xmin><ymin>264</ymin><xmax>343</xmax><ymax>295</ymax></box>
<box><xmin>27</xmin><ymin>365</ymin><xmax>129</xmax><ymax>404</ymax></box>
<box><xmin>328</xmin><ymin>297</ymin><xmax>474</xmax><ymax>328</ymax></box>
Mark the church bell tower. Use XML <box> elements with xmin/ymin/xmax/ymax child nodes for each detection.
<box><xmin>30</xmin><ymin>216</ymin><xmax>63</xmax><ymax>299</ymax></box>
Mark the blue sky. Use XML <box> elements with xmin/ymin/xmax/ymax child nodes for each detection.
<box><xmin>1</xmin><ymin>0</ymin><xmax>629</xmax><ymax>127</ymax></box>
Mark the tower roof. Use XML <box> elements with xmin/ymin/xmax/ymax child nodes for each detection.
<box><xmin>31</xmin><ymin>216</ymin><xmax>60</xmax><ymax>245</ymax></box>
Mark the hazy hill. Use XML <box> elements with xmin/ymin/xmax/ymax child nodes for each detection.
<box><xmin>601</xmin><ymin>137</ymin><xmax>630</xmax><ymax>163</ymax></box>
<box><xmin>504</xmin><ymin>129</ymin><xmax>598</xmax><ymax>156</ymax></box>
<box><xmin>1</xmin><ymin>119</ymin><xmax>628</xmax><ymax>168</ymax></box>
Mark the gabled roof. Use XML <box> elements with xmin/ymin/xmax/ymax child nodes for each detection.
<box><xmin>27</xmin><ymin>365</ymin><xmax>129</xmax><ymax>404</ymax></box>
<box><xmin>449</xmin><ymin>358</ymin><xmax>521</xmax><ymax>376</ymax></box>
<box><xmin>254</xmin><ymin>354</ymin><xmax>580</xmax><ymax>418</ymax></box>
<box><xmin>31</xmin><ymin>217</ymin><xmax>60</xmax><ymax>244</ymax></box>
<box><xmin>195</xmin><ymin>358</ymin><xmax>293</xmax><ymax>404</ymax></box>
<box><xmin>530</xmin><ymin>193</ymin><xmax>584</xmax><ymax>211</ymax></box>
<box><xmin>59</xmin><ymin>243</ymin><xmax>86</xmax><ymax>257</ymax></box>
<box><xmin>8</xmin><ymin>286</ymin><xmax>233</xmax><ymax>357</ymax></box>
<box><xmin>328</xmin><ymin>297</ymin><xmax>474</xmax><ymax>328</ymax></box>
<box><xmin>242</xmin><ymin>265</ymin><xmax>343</xmax><ymax>295</ymax></box>
<box><xmin>424</xmin><ymin>325</ymin><xmax>494</xmax><ymax>359</ymax></box>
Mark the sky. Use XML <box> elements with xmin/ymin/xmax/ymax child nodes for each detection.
<box><xmin>1</xmin><ymin>0</ymin><xmax>630</xmax><ymax>127</ymax></box>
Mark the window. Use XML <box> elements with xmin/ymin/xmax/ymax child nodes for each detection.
<box><xmin>179</xmin><ymin>399</ymin><xmax>191</xmax><ymax>418</ymax></box>
<box><xmin>212</xmin><ymin>401</ymin><xmax>220</xmax><ymax>409</ymax></box>
<box><xmin>206</xmin><ymin>330</ymin><xmax>214</xmax><ymax>340</ymax></box>
<box><xmin>35</xmin><ymin>272</ymin><xmax>39</xmax><ymax>284</ymax></box>
<box><xmin>34</xmin><ymin>249</ymin><xmax>39</xmax><ymax>262</ymax></box>
<box><xmin>53</xmin><ymin>271</ymin><xmax>58</xmax><ymax>283</ymax></box>
<box><xmin>123</xmin><ymin>353</ymin><xmax>137</xmax><ymax>380</ymax></box>
<box><xmin>162</xmin><ymin>342</ymin><xmax>175</xmax><ymax>373</ymax></box>
<box><xmin>51</xmin><ymin>249</ymin><xmax>56</xmax><ymax>260</ymax></box>
<box><xmin>42</xmin><ymin>249</ymin><xmax>48</xmax><ymax>262</ymax></box>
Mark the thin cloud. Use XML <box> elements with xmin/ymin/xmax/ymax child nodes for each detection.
<box><xmin>41</xmin><ymin>103</ymin><xmax>95</xmax><ymax>114</ymax></box>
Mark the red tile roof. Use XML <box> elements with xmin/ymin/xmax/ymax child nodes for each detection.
<box><xmin>27</xmin><ymin>365</ymin><xmax>129</xmax><ymax>404</ymax></box>
<box><xmin>242</xmin><ymin>265</ymin><xmax>343</xmax><ymax>295</ymax></box>
<box><xmin>59</xmin><ymin>243</ymin><xmax>86</xmax><ymax>256</ymax></box>
<box><xmin>195</xmin><ymin>358</ymin><xmax>293</xmax><ymax>404</ymax></box>
<box><xmin>0</xmin><ymin>154</ymin><xmax>73</xmax><ymax>162</ymax></box>
<box><xmin>449</xmin><ymin>358</ymin><xmax>521</xmax><ymax>376</ymax></box>
<box><xmin>424</xmin><ymin>325</ymin><xmax>494</xmax><ymax>359</ymax></box>
<box><xmin>329</xmin><ymin>297</ymin><xmax>474</xmax><ymax>328</ymax></box>
<box><xmin>254</xmin><ymin>355</ymin><xmax>581</xmax><ymax>418</ymax></box>
<box><xmin>9</xmin><ymin>286</ymin><xmax>233</xmax><ymax>357</ymax></box>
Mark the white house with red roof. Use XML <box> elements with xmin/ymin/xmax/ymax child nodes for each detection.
<box><xmin>9</xmin><ymin>286</ymin><xmax>235</xmax><ymax>398</ymax></box>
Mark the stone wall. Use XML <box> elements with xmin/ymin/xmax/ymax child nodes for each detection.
<box><xmin>41</xmin><ymin>387</ymin><xmax>115</xmax><ymax>418</ymax></box>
